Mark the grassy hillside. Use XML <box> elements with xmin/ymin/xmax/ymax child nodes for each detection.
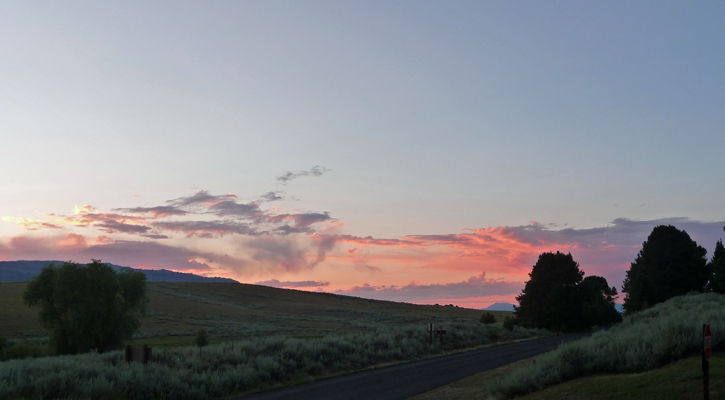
<box><xmin>409</xmin><ymin>352</ymin><xmax>724</xmax><ymax>400</ymax></box>
<box><xmin>0</xmin><ymin>281</ymin><xmax>508</xmax><ymax>343</ymax></box>
<box><xmin>409</xmin><ymin>292</ymin><xmax>724</xmax><ymax>400</ymax></box>
<box><xmin>490</xmin><ymin>292</ymin><xmax>725</xmax><ymax>398</ymax></box>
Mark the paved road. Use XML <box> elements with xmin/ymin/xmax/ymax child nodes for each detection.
<box><xmin>237</xmin><ymin>333</ymin><xmax>588</xmax><ymax>400</ymax></box>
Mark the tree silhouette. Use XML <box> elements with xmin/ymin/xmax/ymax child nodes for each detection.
<box><xmin>708</xmin><ymin>239</ymin><xmax>725</xmax><ymax>294</ymax></box>
<box><xmin>578</xmin><ymin>276</ymin><xmax>622</xmax><ymax>328</ymax></box>
<box><xmin>622</xmin><ymin>225</ymin><xmax>708</xmax><ymax>314</ymax></box>
<box><xmin>195</xmin><ymin>328</ymin><xmax>209</xmax><ymax>355</ymax></box>
<box><xmin>515</xmin><ymin>251</ymin><xmax>620</xmax><ymax>332</ymax></box>
<box><xmin>23</xmin><ymin>260</ymin><xmax>147</xmax><ymax>354</ymax></box>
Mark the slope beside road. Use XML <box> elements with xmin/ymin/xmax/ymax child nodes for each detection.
<box><xmin>238</xmin><ymin>333</ymin><xmax>589</xmax><ymax>400</ymax></box>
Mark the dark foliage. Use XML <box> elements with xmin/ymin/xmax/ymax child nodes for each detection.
<box><xmin>0</xmin><ymin>333</ymin><xmax>6</xmax><ymax>360</ymax></box>
<box><xmin>622</xmin><ymin>225</ymin><xmax>708</xmax><ymax>314</ymax></box>
<box><xmin>503</xmin><ymin>316</ymin><xmax>517</xmax><ymax>331</ymax></box>
<box><xmin>195</xmin><ymin>328</ymin><xmax>209</xmax><ymax>354</ymax></box>
<box><xmin>515</xmin><ymin>251</ymin><xmax>620</xmax><ymax>332</ymax></box>
<box><xmin>480</xmin><ymin>312</ymin><xmax>496</xmax><ymax>324</ymax></box>
<box><xmin>23</xmin><ymin>260</ymin><xmax>147</xmax><ymax>354</ymax></box>
<box><xmin>708</xmin><ymin>239</ymin><xmax>725</xmax><ymax>294</ymax></box>
<box><xmin>578</xmin><ymin>276</ymin><xmax>622</xmax><ymax>328</ymax></box>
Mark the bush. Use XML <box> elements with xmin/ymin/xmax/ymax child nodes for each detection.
<box><xmin>503</xmin><ymin>316</ymin><xmax>517</xmax><ymax>331</ymax></box>
<box><xmin>480</xmin><ymin>313</ymin><xmax>496</xmax><ymax>324</ymax></box>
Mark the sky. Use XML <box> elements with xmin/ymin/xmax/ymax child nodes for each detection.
<box><xmin>1</xmin><ymin>1</ymin><xmax>724</xmax><ymax>308</ymax></box>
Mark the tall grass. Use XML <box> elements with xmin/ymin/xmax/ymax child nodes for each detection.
<box><xmin>0</xmin><ymin>320</ymin><xmax>545</xmax><ymax>400</ymax></box>
<box><xmin>489</xmin><ymin>292</ymin><xmax>725</xmax><ymax>399</ymax></box>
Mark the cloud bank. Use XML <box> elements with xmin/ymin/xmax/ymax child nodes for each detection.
<box><xmin>2</xmin><ymin>183</ymin><xmax>722</xmax><ymax>307</ymax></box>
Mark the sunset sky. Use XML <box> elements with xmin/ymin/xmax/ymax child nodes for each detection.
<box><xmin>1</xmin><ymin>1</ymin><xmax>724</xmax><ymax>308</ymax></box>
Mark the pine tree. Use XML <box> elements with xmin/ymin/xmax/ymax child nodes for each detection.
<box><xmin>708</xmin><ymin>239</ymin><xmax>725</xmax><ymax>294</ymax></box>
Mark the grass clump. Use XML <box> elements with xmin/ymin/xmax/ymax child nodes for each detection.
<box><xmin>0</xmin><ymin>321</ymin><xmax>546</xmax><ymax>400</ymax></box>
<box><xmin>489</xmin><ymin>292</ymin><xmax>725</xmax><ymax>398</ymax></box>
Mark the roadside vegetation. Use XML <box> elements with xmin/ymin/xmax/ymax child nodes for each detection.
<box><xmin>0</xmin><ymin>320</ymin><xmax>546</xmax><ymax>400</ymax></box>
<box><xmin>489</xmin><ymin>292</ymin><xmax>725</xmax><ymax>398</ymax></box>
<box><xmin>410</xmin><ymin>351</ymin><xmax>724</xmax><ymax>400</ymax></box>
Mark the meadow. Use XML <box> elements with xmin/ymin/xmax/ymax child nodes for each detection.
<box><xmin>0</xmin><ymin>281</ymin><xmax>548</xmax><ymax>399</ymax></box>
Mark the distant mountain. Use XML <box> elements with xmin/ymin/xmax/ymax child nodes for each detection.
<box><xmin>483</xmin><ymin>302</ymin><xmax>515</xmax><ymax>311</ymax></box>
<box><xmin>615</xmin><ymin>303</ymin><xmax>625</xmax><ymax>314</ymax></box>
<box><xmin>0</xmin><ymin>260</ymin><xmax>237</xmax><ymax>283</ymax></box>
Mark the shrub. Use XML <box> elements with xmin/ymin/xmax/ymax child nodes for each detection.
<box><xmin>480</xmin><ymin>313</ymin><xmax>496</xmax><ymax>324</ymax></box>
<box><xmin>503</xmin><ymin>316</ymin><xmax>517</xmax><ymax>331</ymax></box>
<box><xmin>0</xmin><ymin>321</ymin><xmax>548</xmax><ymax>400</ymax></box>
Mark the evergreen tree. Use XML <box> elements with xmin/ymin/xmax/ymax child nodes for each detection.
<box><xmin>516</xmin><ymin>251</ymin><xmax>621</xmax><ymax>332</ymax></box>
<box><xmin>622</xmin><ymin>225</ymin><xmax>708</xmax><ymax>314</ymax></box>
<box><xmin>708</xmin><ymin>239</ymin><xmax>725</xmax><ymax>294</ymax></box>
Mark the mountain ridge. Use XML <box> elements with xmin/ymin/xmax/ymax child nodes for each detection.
<box><xmin>0</xmin><ymin>260</ymin><xmax>237</xmax><ymax>283</ymax></box>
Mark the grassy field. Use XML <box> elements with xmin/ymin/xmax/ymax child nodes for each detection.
<box><xmin>408</xmin><ymin>353</ymin><xmax>723</xmax><ymax>400</ymax></box>
<box><xmin>0</xmin><ymin>281</ymin><xmax>509</xmax><ymax>344</ymax></box>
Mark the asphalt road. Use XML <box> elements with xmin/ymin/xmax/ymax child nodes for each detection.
<box><xmin>237</xmin><ymin>333</ymin><xmax>589</xmax><ymax>400</ymax></box>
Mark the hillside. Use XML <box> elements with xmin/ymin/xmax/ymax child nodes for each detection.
<box><xmin>490</xmin><ymin>292</ymin><xmax>725</xmax><ymax>398</ymax></box>
<box><xmin>0</xmin><ymin>281</ymin><xmax>507</xmax><ymax>342</ymax></box>
<box><xmin>0</xmin><ymin>260</ymin><xmax>237</xmax><ymax>283</ymax></box>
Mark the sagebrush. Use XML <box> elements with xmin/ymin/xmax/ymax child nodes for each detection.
<box><xmin>0</xmin><ymin>320</ymin><xmax>546</xmax><ymax>400</ymax></box>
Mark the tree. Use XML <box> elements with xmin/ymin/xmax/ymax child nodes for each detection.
<box><xmin>23</xmin><ymin>260</ymin><xmax>147</xmax><ymax>355</ymax></box>
<box><xmin>622</xmin><ymin>225</ymin><xmax>708</xmax><ymax>314</ymax></box>
<box><xmin>578</xmin><ymin>276</ymin><xmax>622</xmax><ymax>328</ymax></box>
<box><xmin>708</xmin><ymin>239</ymin><xmax>725</xmax><ymax>294</ymax></box>
<box><xmin>195</xmin><ymin>328</ymin><xmax>209</xmax><ymax>355</ymax></box>
<box><xmin>515</xmin><ymin>252</ymin><xmax>583</xmax><ymax>332</ymax></box>
<box><xmin>515</xmin><ymin>251</ymin><xmax>620</xmax><ymax>332</ymax></box>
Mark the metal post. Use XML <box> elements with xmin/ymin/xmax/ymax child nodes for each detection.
<box><xmin>703</xmin><ymin>324</ymin><xmax>709</xmax><ymax>400</ymax></box>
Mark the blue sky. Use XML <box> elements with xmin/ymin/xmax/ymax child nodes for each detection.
<box><xmin>1</xmin><ymin>1</ymin><xmax>723</xmax><ymax>306</ymax></box>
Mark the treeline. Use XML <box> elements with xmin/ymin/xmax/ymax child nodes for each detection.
<box><xmin>514</xmin><ymin>223</ymin><xmax>725</xmax><ymax>332</ymax></box>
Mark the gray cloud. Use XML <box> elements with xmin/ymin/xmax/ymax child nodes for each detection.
<box><xmin>208</xmin><ymin>200</ymin><xmax>261</xmax><ymax>218</ymax></box>
<box><xmin>168</xmin><ymin>190</ymin><xmax>236</xmax><ymax>207</ymax></box>
<box><xmin>96</xmin><ymin>220</ymin><xmax>152</xmax><ymax>234</ymax></box>
<box><xmin>152</xmin><ymin>220</ymin><xmax>260</xmax><ymax>238</ymax></box>
<box><xmin>254</xmin><ymin>279</ymin><xmax>330</xmax><ymax>288</ymax></box>
<box><xmin>276</xmin><ymin>165</ymin><xmax>331</xmax><ymax>185</ymax></box>
<box><xmin>258</xmin><ymin>191</ymin><xmax>285</xmax><ymax>202</ymax></box>
<box><xmin>112</xmin><ymin>206</ymin><xmax>187</xmax><ymax>218</ymax></box>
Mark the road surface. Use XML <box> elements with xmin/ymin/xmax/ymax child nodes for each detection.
<box><xmin>237</xmin><ymin>333</ymin><xmax>588</xmax><ymax>400</ymax></box>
